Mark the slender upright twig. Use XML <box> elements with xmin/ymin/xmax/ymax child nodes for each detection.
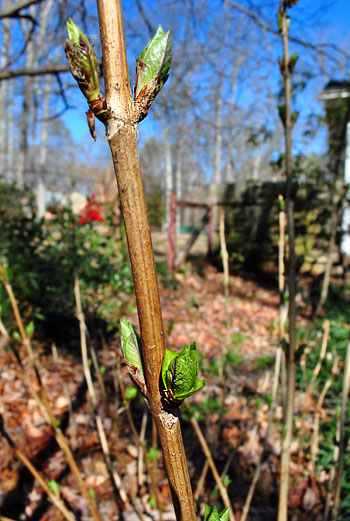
<box><xmin>241</xmin><ymin>347</ymin><xmax>282</xmax><ymax>521</ymax></box>
<box><xmin>278</xmin><ymin>195</ymin><xmax>287</xmax><ymax>415</ymax></box>
<box><xmin>310</xmin><ymin>356</ymin><xmax>339</xmax><ymax>476</ymax></box>
<box><xmin>184</xmin><ymin>404</ymin><xmax>235</xmax><ymax>521</ymax></box>
<box><xmin>331</xmin><ymin>341</ymin><xmax>350</xmax><ymax>520</ymax></box>
<box><xmin>0</xmin><ymin>264</ymin><xmax>103</xmax><ymax>521</ymax></box>
<box><xmin>277</xmin><ymin>2</ymin><xmax>298</xmax><ymax>520</ymax></box>
<box><xmin>298</xmin><ymin>320</ymin><xmax>330</xmax><ymax>467</ymax></box>
<box><xmin>0</xmin><ymin>421</ymin><xmax>77</xmax><ymax>521</ymax></box>
<box><xmin>74</xmin><ymin>275</ymin><xmax>129</xmax><ymax>508</ymax></box>
<box><xmin>95</xmin><ymin>2</ymin><xmax>196</xmax><ymax>519</ymax></box>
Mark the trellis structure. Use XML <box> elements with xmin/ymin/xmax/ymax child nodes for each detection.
<box><xmin>167</xmin><ymin>190</ymin><xmax>214</xmax><ymax>269</ymax></box>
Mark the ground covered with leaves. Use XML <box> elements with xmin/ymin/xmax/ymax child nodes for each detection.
<box><xmin>0</xmin><ymin>263</ymin><xmax>342</xmax><ymax>521</ymax></box>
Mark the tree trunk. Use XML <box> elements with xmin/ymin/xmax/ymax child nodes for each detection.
<box><xmin>0</xmin><ymin>0</ymin><xmax>11</xmax><ymax>178</ymax></box>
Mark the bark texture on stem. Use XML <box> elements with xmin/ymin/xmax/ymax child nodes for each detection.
<box><xmin>108</xmin><ymin>125</ymin><xmax>164</xmax><ymax>413</ymax></box>
<box><xmin>96</xmin><ymin>1</ymin><xmax>196</xmax><ymax>519</ymax></box>
<box><xmin>277</xmin><ymin>3</ymin><xmax>297</xmax><ymax>521</ymax></box>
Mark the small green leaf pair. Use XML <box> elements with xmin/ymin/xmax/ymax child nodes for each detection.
<box><xmin>161</xmin><ymin>343</ymin><xmax>205</xmax><ymax>406</ymax></box>
<box><xmin>278</xmin><ymin>105</ymin><xmax>299</xmax><ymax>128</ymax></box>
<box><xmin>204</xmin><ymin>505</ymin><xmax>230</xmax><ymax>521</ymax></box>
<box><xmin>120</xmin><ymin>318</ymin><xmax>204</xmax><ymax>406</ymax></box>
<box><xmin>65</xmin><ymin>20</ymin><xmax>171</xmax><ymax>132</ymax></box>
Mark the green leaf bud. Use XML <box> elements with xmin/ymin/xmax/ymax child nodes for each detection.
<box><xmin>277</xmin><ymin>11</ymin><xmax>283</xmax><ymax>30</ymax></box>
<box><xmin>289</xmin><ymin>52</ymin><xmax>298</xmax><ymax>73</ymax></box>
<box><xmin>134</xmin><ymin>25</ymin><xmax>172</xmax><ymax>101</ymax></box>
<box><xmin>65</xmin><ymin>18</ymin><xmax>101</xmax><ymax>103</ymax></box>
<box><xmin>291</xmin><ymin>110</ymin><xmax>299</xmax><ymax>125</ymax></box>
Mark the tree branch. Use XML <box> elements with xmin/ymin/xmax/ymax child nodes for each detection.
<box><xmin>224</xmin><ymin>0</ymin><xmax>347</xmax><ymax>63</ymax></box>
<box><xmin>0</xmin><ymin>64</ymin><xmax>70</xmax><ymax>81</ymax></box>
<box><xmin>135</xmin><ymin>0</ymin><xmax>155</xmax><ymax>37</ymax></box>
<box><xmin>0</xmin><ymin>0</ymin><xmax>43</xmax><ymax>19</ymax></box>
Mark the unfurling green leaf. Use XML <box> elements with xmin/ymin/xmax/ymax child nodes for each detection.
<box><xmin>278</xmin><ymin>104</ymin><xmax>286</xmax><ymax>127</ymax></box>
<box><xmin>125</xmin><ymin>385</ymin><xmax>138</xmax><ymax>401</ymax></box>
<box><xmin>204</xmin><ymin>505</ymin><xmax>230</xmax><ymax>521</ymax></box>
<box><xmin>134</xmin><ymin>25</ymin><xmax>172</xmax><ymax>100</ymax></box>
<box><xmin>147</xmin><ymin>446</ymin><xmax>160</xmax><ymax>461</ymax></box>
<box><xmin>161</xmin><ymin>342</ymin><xmax>205</xmax><ymax>406</ymax></box>
<box><xmin>13</xmin><ymin>331</ymin><xmax>21</xmax><ymax>341</ymax></box>
<box><xmin>289</xmin><ymin>52</ymin><xmax>298</xmax><ymax>73</ymax></box>
<box><xmin>65</xmin><ymin>18</ymin><xmax>101</xmax><ymax>102</ymax></box>
<box><xmin>277</xmin><ymin>11</ymin><xmax>283</xmax><ymax>29</ymax></box>
<box><xmin>25</xmin><ymin>320</ymin><xmax>35</xmax><ymax>337</ymax></box>
<box><xmin>291</xmin><ymin>110</ymin><xmax>299</xmax><ymax>125</ymax></box>
<box><xmin>48</xmin><ymin>479</ymin><xmax>60</xmax><ymax>496</ymax></box>
<box><xmin>278</xmin><ymin>56</ymin><xmax>284</xmax><ymax>74</ymax></box>
<box><xmin>120</xmin><ymin>317</ymin><xmax>147</xmax><ymax>394</ymax></box>
<box><xmin>278</xmin><ymin>106</ymin><xmax>298</xmax><ymax>128</ymax></box>
<box><xmin>65</xmin><ymin>18</ymin><xmax>107</xmax><ymax>140</ymax></box>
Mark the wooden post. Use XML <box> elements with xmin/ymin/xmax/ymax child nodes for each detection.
<box><xmin>167</xmin><ymin>189</ymin><xmax>177</xmax><ymax>269</ymax></box>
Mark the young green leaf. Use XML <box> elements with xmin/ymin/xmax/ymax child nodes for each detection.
<box><xmin>278</xmin><ymin>104</ymin><xmax>286</xmax><ymax>127</ymax></box>
<box><xmin>291</xmin><ymin>110</ymin><xmax>299</xmax><ymax>125</ymax></box>
<box><xmin>204</xmin><ymin>505</ymin><xmax>230</xmax><ymax>521</ymax></box>
<box><xmin>134</xmin><ymin>25</ymin><xmax>172</xmax><ymax>100</ymax></box>
<box><xmin>120</xmin><ymin>317</ymin><xmax>147</xmax><ymax>395</ymax></box>
<box><xmin>13</xmin><ymin>331</ymin><xmax>21</xmax><ymax>341</ymax></box>
<box><xmin>289</xmin><ymin>52</ymin><xmax>298</xmax><ymax>73</ymax></box>
<box><xmin>88</xmin><ymin>487</ymin><xmax>96</xmax><ymax>498</ymax></box>
<box><xmin>147</xmin><ymin>446</ymin><xmax>160</xmax><ymax>462</ymax></box>
<box><xmin>125</xmin><ymin>385</ymin><xmax>138</xmax><ymax>401</ymax></box>
<box><xmin>162</xmin><ymin>342</ymin><xmax>205</xmax><ymax>406</ymax></box>
<box><xmin>25</xmin><ymin>321</ymin><xmax>35</xmax><ymax>337</ymax></box>
<box><xmin>48</xmin><ymin>479</ymin><xmax>60</xmax><ymax>496</ymax></box>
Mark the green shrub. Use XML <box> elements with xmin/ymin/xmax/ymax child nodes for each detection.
<box><xmin>0</xmin><ymin>184</ymin><xmax>133</xmax><ymax>331</ymax></box>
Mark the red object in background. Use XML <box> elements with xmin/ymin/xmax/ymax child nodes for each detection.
<box><xmin>78</xmin><ymin>196</ymin><xmax>103</xmax><ymax>225</ymax></box>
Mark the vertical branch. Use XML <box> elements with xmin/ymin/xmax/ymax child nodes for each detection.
<box><xmin>95</xmin><ymin>2</ymin><xmax>196</xmax><ymax>519</ymax></box>
<box><xmin>331</xmin><ymin>341</ymin><xmax>350</xmax><ymax>520</ymax></box>
<box><xmin>167</xmin><ymin>189</ymin><xmax>177</xmax><ymax>270</ymax></box>
<box><xmin>184</xmin><ymin>404</ymin><xmax>235</xmax><ymax>521</ymax></box>
<box><xmin>277</xmin><ymin>3</ymin><xmax>297</xmax><ymax>521</ymax></box>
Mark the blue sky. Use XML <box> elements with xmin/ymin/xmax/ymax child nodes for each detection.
<box><xmin>61</xmin><ymin>0</ymin><xmax>350</xmax><ymax>167</ymax></box>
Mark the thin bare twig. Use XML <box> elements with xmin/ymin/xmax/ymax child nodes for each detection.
<box><xmin>74</xmin><ymin>275</ymin><xmax>129</xmax><ymax>509</ymax></box>
<box><xmin>184</xmin><ymin>404</ymin><xmax>235</xmax><ymax>521</ymax></box>
<box><xmin>0</xmin><ymin>264</ymin><xmax>103</xmax><ymax>521</ymax></box>
<box><xmin>0</xmin><ymin>420</ymin><xmax>76</xmax><ymax>521</ymax></box>
<box><xmin>331</xmin><ymin>341</ymin><xmax>350</xmax><ymax>519</ymax></box>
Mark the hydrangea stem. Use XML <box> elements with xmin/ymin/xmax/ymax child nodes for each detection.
<box><xmin>96</xmin><ymin>1</ymin><xmax>196</xmax><ymax>519</ymax></box>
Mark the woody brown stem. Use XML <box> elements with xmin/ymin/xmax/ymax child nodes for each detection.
<box><xmin>96</xmin><ymin>1</ymin><xmax>196</xmax><ymax>519</ymax></box>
